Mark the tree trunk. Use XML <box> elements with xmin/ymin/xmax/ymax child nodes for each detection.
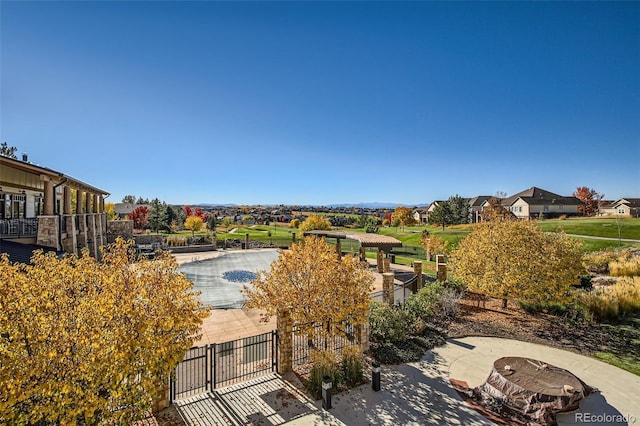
<box><xmin>502</xmin><ymin>298</ymin><xmax>508</xmax><ymax>309</ymax></box>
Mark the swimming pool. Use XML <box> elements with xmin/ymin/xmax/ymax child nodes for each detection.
<box><xmin>179</xmin><ymin>249</ymin><xmax>280</xmax><ymax>309</ymax></box>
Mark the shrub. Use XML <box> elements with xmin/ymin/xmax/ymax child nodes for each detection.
<box><xmin>290</xmin><ymin>219</ymin><xmax>300</xmax><ymax>229</ymax></box>
<box><xmin>577</xmin><ymin>276</ymin><xmax>640</xmax><ymax>320</ymax></box>
<box><xmin>306</xmin><ymin>350</ymin><xmax>342</xmax><ymax>400</ymax></box>
<box><xmin>341</xmin><ymin>345</ymin><xmax>365</xmax><ymax>388</ymax></box>
<box><xmin>610</xmin><ymin>256</ymin><xmax>640</xmax><ymax>277</ymax></box>
<box><xmin>583</xmin><ymin>249</ymin><xmax>634</xmax><ymax>274</ymax></box>
<box><xmin>369</xmin><ymin>301</ymin><xmax>410</xmax><ymax>343</ymax></box>
<box><xmin>166</xmin><ymin>236</ymin><xmax>188</xmax><ymax>247</ymax></box>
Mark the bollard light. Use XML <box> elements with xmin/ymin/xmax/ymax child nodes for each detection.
<box><xmin>372</xmin><ymin>362</ymin><xmax>381</xmax><ymax>392</ymax></box>
<box><xmin>322</xmin><ymin>375</ymin><xmax>332</xmax><ymax>409</ymax></box>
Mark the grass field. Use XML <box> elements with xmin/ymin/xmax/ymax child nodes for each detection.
<box><xmin>537</xmin><ymin>217</ymin><xmax>640</xmax><ymax>239</ymax></box>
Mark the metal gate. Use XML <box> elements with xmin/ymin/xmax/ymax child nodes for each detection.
<box><xmin>170</xmin><ymin>330</ymin><xmax>278</xmax><ymax>401</ymax></box>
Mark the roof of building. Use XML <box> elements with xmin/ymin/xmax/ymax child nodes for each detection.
<box><xmin>303</xmin><ymin>230</ymin><xmax>402</xmax><ymax>251</ymax></box>
<box><xmin>0</xmin><ymin>154</ymin><xmax>109</xmax><ymax>195</ymax></box>
<box><xmin>502</xmin><ymin>187</ymin><xmax>581</xmax><ymax>207</ymax></box>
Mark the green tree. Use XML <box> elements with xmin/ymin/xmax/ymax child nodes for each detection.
<box><xmin>0</xmin><ymin>239</ymin><xmax>208</xmax><ymax>425</ymax></box>
<box><xmin>428</xmin><ymin>195</ymin><xmax>469</xmax><ymax>230</ymax></box>
<box><xmin>147</xmin><ymin>198</ymin><xmax>168</xmax><ymax>233</ymax></box>
<box><xmin>0</xmin><ymin>142</ymin><xmax>18</xmax><ymax>159</ymax></box>
<box><xmin>449</xmin><ymin>220</ymin><xmax>583</xmax><ymax>308</ymax></box>
<box><xmin>121</xmin><ymin>195</ymin><xmax>136</xmax><ymax>204</ymax></box>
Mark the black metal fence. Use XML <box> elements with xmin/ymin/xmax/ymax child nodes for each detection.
<box><xmin>170</xmin><ymin>330</ymin><xmax>278</xmax><ymax>402</ymax></box>
<box><xmin>292</xmin><ymin>321</ymin><xmax>359</xmax><ymax>366</ymax></box>
<box><xmin>0</xmin><ymin>218</ymin><xmax>38</xmax><ymax>238</ymax></box>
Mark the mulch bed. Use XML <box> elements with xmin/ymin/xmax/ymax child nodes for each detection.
<box><xmin>448</xmin><ymin>298</ymin><xmax>629</xmax><ymax>357</ymax></box>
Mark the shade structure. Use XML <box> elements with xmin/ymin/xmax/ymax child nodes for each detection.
<box><xmin>302</xmin><ymin>230</ymin><xmax>402</xmax><ymax>252</ymax></box>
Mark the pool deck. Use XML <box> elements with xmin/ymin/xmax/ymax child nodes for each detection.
<box><xmin>174</xmin><ymin>248</ymin><xmax>410</xmax><ymax>346</ymax></box>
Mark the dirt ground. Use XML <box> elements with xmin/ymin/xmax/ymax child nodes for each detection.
<box><xmin>448</xmin><ymin>297</ymin><xmax>638</xmax><ymax>362</ymax></box>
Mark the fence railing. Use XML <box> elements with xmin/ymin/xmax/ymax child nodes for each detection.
<box><xmin>0</xmin><ymin>218</ymin><xmax>38</xmax><ymax>238</ymax></box>
<box><xmin>292</xmin><ymin>320</ymin><xmax>358</xmax><ymax>366</ymax></box>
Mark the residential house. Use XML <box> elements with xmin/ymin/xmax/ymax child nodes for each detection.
<box><xmin>602</xmin><ymin>198</ymin><xmax>640</xmax><ymax>217</ymax></box>
<box><xmin>413</xmin><ymin>208</ymin><xmax>429</xmax><ymax>224</ymax></box>
<box><xmin>1</xmin><ymin>153</ymin><xmax>109</xmax><ymax>260</ymax></box>
<box><xmin>467</xmin><ymin>195</ymin><xmax>492</xmax><ymax>223</ymax></box>
<box><xmin>501</xmin><ymin>187</ymin><xmax>583</xmax><ymax>220</ymax></box>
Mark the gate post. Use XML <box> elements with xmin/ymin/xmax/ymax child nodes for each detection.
<box><xmin>357</xmin><ymin>314</ymin><xmax>370</xmax><ymax>352</ymax></box>
<box><xmin>277</xmin><ymin>310</ymin><xmax>293</xmax><ymax>374</ymax></box>
<box><xmin>413</xmin><ymin>261</ymin><xmax>423</xmax><ymax>291</ymax></box>
<box><xmin>382</xmin><ymin>272</ymin><xmax>395</xmax><ymax>305</ymax></box>
<box><xmin>436</xmin><ymin>255</ymin><xmax>447</xmax><ymax>281</ymax></box>
<box><xmin>152</xmin><ymin>376</ymin><xmax>170</xmax><ymax>414</ymax></box>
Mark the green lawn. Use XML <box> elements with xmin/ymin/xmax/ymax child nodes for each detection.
<box><xmin>537</xmin><ymin>217</ymin><xmax>640</xmax><ymax>240</ymax></box>
<box><xmin>592</xmin><ymin>316</ymin><xmax>640</xmax><ymax>376</ymax></box>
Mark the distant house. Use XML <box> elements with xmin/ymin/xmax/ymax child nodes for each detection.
<box><xmin>413</xmin><ymin>208</ymin><xmax>429</xmax><ymax>224</ymax></box>
<box><xmin>602</xmin><ymin>198</ymin><xmax>640</xmax><ymax>217</ymax></box>
<box><xmin>501</xmin><ymin>187</ymin><xmax>583</xmax><ymax>220</ymax></box>
<box><xmin>114</xmin><ymin>202</ymin><xmax>151</xmax><ymax>219</ymax></box>
<box><xmin>1</xmin><ymin>153</ymin><xmax>109</xmax><ymax>260</ymax></box>
<box><xmin>467</xmin><ymin>195</ymin><xmax>492</xmax><ymax>223</ymax></box>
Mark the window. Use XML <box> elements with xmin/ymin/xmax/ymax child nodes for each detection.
<box><xmin>0</xmin><ymin>194</ymin><xmax>5</xmax><ymax>219</ymax></box>
<box><xmin>543</xmin><ymin>206</ymin><xmax>549</xmax><ymax>212</ymax></box>
<box><xmin>11</xmin><ymin>194</ymin><xmax>26</xmax><ymax>219</ymax></box>
<box><xmin>35</xmin><ymin>195</ymin><xmax>44</xmax><ymax>216</ymax></box>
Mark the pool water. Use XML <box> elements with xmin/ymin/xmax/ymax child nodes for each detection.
<box><xmin>179</xmin><ymin>250</ymin><xmax>279</xmax><ymax>309</ymax></box>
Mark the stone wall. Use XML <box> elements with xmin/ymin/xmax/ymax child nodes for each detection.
<box><xmin>36</xmin><ymin>216</ymin><xmax>60</xmax><ymax>250</ymax></box>
<box><xmin>107</xmin><ymin>220</ymin><xmax>134</xmax><ymax>243</ymax></box>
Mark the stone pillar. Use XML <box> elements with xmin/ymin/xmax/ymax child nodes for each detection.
<box><xmin>99</xmin><ymin>195</ymin><xmax>105</xmax><ymax>214</ymax></box>
<box><xmin>151</xmin><ymin>378</ymin><xmax>170</xmax><ymax>414</ymax></box>
<box><xmin>84</xmin><ymin>193</ymin><xmax>91</xmax><ymax>215</ymax></box>
<box><xmin>63</xmin><ymin>186</ymin><xmax>72</xmax><ymax>215</ymax></box>
<box><xmin>413</xmin><ymin>261</ymin><xmax>423</xmax><ymax>291</ymax></box>
<box><xmin>277</xmin><ymin>311</ymin><xmax>292</xmax><ymax>374</ymax></box>
<box><xmin>377</xmin><ymin>250</ymin><xmax>384</xmax><ymax>273</ymax></box>
<box><xmin>436</xmin><ymin>255</ymin><xmax>447</xmax><ymax>281</ymax></box>
<box><xmin>336</xmin><ymin>239</ymin><xmax>342</xmax><ymax>259</ymax></box>
<box><xmin>43</xmin><ymin>179</ymin><xmax>54</xmax><ymax>215</ymax></box>
<box><xmin>36</xmin><ymin>216</ymin><xmax>60</xmax><ymax>250</ymax></box>
<box><xmin>359</xmin><ymin>247</ymin><xmax>366</xmax><ymax>262</ymax></box>
<box><xmin>382</xmin><ymin>272</ymin><xmax>395</xmax><ymax>305</ymax></box>
<box><xmin>92</xmin><ymin>194</ymin><xmax>99</xmax><ymax>213</ymax></box>
<box><xmin>244</xmin><ymin>233</ymin><xmax>250</xmax><ymax>249</ymax></box>
<box><xmin>76</xmin><ymin>189</ymin><xmax>84</xmax><ymax>214</ymax></box>
<box><xmin>357</xmin><ymin>317</ymin><xmax>370</xmax><ymax>352</ymax></box>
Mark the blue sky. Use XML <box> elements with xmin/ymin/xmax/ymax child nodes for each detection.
<box><xmin>1</xmin><ymin>1</ymin><xmax>638</xmax><ymax>206</ymax></box>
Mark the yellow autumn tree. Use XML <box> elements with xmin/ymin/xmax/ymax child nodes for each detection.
<box><xmin>243</xmin><ymin>236</ymin><xmax>374</xmax><ymax>334</ymax></box>
<box><xmin>184</xmin><ymin>215</ymin><xmax>204</xmax><ymax>236</ymax></box>
<box><xmin>391</xmin><ymin>206</ymin><xmax>416</xmax><ymax>231</ymax></box>
<box><xmin>104</xmin><ymin>202</ymin><xmax>117</xmax><ymax>220</ymax></box>
<box><xmin>421</xmin><ymin>233</ymin><xmax>449</xmax><ymax>261</ymax></box>
<box><xmin>298</xmin><ymin>215</ymin><xmax>331</xmax><ymax>233</ymax></box>
<box><xmin>449</xmin><ymin>220</ymin><xmax>584</xmax><ymax>308</ymax></box>
<box><xmin>0</xmin><ymin>238</ymin><xmax>208</xmax><ymax>425</ymax></box>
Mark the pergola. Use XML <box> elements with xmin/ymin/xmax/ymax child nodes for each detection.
<box><xmin>303</xmin><ymin>230</ymin><xmax>402</xmax><ymax>270</ymax></box>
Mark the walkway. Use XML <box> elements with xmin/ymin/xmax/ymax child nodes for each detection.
<box><xmin>161</xmin><ymin>337</ymin><xmax>639</xmax><ymax>425</ymax></box>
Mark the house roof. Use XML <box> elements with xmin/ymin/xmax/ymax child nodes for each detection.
<box><xmin>0</xmin><ymin>155</ymin><xmax>109</xmax><ymax>195</ymax></box>
<box><xmin>502</xmin><ymin>187</ymin><xmax>581</xmax><ymax>207</ymax></box>
<box><xmin>468</xmin><ymin>196</ymin><xmax>492</xmax><ymax>207</ymax></box>
<box><xmin>612</xmin><ymin>198</ymin><xmax>640</xmax><ymax>208</ymax></box>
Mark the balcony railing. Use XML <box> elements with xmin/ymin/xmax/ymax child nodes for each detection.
<box><xmin>0</xmin><ymin>218</ymin><xmax>38</xmax><ymax>239</ymax></box>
